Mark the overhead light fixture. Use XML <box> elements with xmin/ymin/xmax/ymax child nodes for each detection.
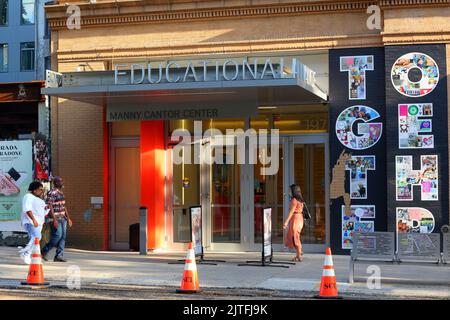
<box><xmin>258</xmin><ymin>106</ymin><xmax>277</xmax><ymax>110</ymax></box>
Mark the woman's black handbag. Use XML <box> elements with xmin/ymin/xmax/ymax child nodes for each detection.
<box><xmin>302</xmin><ymin>202</ymin><xmax>312</xmax><ymax>220</ymax></box>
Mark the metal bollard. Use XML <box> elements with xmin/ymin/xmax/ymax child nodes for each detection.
<box><xmin>139</xmin><ymin>207</ymin><xmax>148</xmax><ymax>255</ymax></box>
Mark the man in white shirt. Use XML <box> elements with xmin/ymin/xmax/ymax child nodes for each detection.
<box><xmin>19</xmin><ymin>181</ymin><xmax>49</xmax><ymax>264</ymax></box>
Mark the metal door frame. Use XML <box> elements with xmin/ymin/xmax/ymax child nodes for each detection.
<box><xmin>203</xmin><ymin>135</ymin><xmax>246</xmax><ymax>252</ymax></box>
<box><xmin>244</xmin><ymin>134</ymin><xmax>329</xmax><ymax>252</ymax></box>
<box><xmin>280</xmin><ymin>134</ymin><xmax>330</xmax><ymax>253</ymax></box>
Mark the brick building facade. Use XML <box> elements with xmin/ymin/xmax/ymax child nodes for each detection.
<box><xmin>43</xmin><ymin>0</ymin><xmax>450</xmax><ymax>254</ymax></box>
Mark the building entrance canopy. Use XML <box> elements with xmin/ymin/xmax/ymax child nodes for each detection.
<box><xmin>42</xmin><ymin>57</ymin><xmax>328</xmax><ymax>121</ymax></box>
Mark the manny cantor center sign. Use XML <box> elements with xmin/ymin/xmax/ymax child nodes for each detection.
<box><xmin>106</xmin><ymin>57</ymin><xmax>317</xmax><ymax>121</ymax></box>
<box><xmin>107</xmin><ymin>103</ymin><xmax>258</xmax><ymax>121</ymax></box>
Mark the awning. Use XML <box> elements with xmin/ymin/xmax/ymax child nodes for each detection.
<box><xmin>42</xmin><ymin>63</ymin><xmax>328</xmax><ymax>121</ymax></box>
<box><xmin>43</xmin><ymin>76</ymin><xmax>327</xmax><ymax>103</ymax></box>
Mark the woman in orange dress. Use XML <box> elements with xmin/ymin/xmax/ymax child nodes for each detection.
<box><xmin>283</xmin><ymin>184</ymin><xmax>305</xmax><ymax>262</ymax></box>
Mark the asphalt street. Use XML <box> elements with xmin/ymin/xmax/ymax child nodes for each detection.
<box><xmin>0</xmin><ymin>284</ymin><xmax>427</xmax><ymax>300</ymax></box>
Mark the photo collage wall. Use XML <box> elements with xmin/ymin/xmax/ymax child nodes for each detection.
<box><xmin>396</xmin><ymin>155</ymin><xmax>438</xmax><ymax>201</ymax></box>
<box><xmin>331</xmin><ymin>45</ymin><xmax>448</xmax><ymax>254</ymax></box>
<box><xmin>340</xmin><ymin>56</ymin><xmax>375</xmax><ymax>100</ymax></box>
<box><xmin>345</xmin><ymin>156</ymin><xmax>376</xmax><ymax>199</ymax></box>
<box><xmin>336</xmin><ymin>106</ymin><xmax>382</xmax><ymax>150</ymax></box>
<box><xmin>329</xmin><ymin>48</ymin><xmax>387</xmax><ymax>254</ymax></box>
<box><xmin>398</xmin><ymin>103</ymin><xmax>434</xmax><ymax>149</ymax></box>
<box><xmin>342</xmin><ymin>205</ymin><xmax>376</xmax><ymax>249</ymax></box>
<box><xmin>385</xmin><ymin>45</ymin><xmax>449</xmax><ymax>243</ymax></box>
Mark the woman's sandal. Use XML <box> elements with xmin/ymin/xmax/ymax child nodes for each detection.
<box><xmin>291</xmin><ymin>257</ymin><xmax>303</xmax><ymax>262</ymax></box>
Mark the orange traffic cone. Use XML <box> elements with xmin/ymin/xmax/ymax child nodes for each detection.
<box><xmin>21</xmin><ymin>238</ymin><xmax>49</xmax><ymax>286</ymax></box>
<box><xmin>176</xmin><ymin>242</ymin><xmax>200</xmax><ymax>294</ymax></box>
<box><xmin>316</xmin><ymin>247</ymin><xmax>340</xmax><ymax>299</ymax></box>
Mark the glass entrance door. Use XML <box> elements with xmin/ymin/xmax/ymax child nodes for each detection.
<box><xmin>203</xmin><ymin>137</ymin><xmax>243</xmax><ymax>251</ymax></box>
<box><xmin>253</xmin><ymin>143</ymin><xmax>284</xmax><ymax>246</ymax></box>
<box><xmin>251</xmin><ymin>135</ymin><xmax>329</xmax><ymax>253</ymax></box>
<box><xmin>171</xmin><ymin>129</ymin><xmax>328</xmax><ymax>253</ymax></box>
<box><xmin>285</xmin><ymin>135</ymin><xmax>329</xmax><ymax>252</ymax></box>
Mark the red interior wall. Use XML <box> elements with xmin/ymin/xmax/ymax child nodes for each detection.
<box><xmin>140</xmin><ymin>121</ymin><xmax>166</xmax><ymax>249</ymax></box>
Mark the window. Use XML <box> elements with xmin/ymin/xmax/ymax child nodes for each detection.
<box><xmin>21</xmin><ymin>0</ymin><xmax>35</xmax><ymax>25</ymax></box>
<box><xmin>0</xmin><ymin>0</ymin><xmax>7</xmax><ymax>26</ymax></box>
<box><xmin>0</xmin><ymin>43</ymin><xmax>7</xmax><ymax>72</ymax></box>
<box><xmin>20</xmin><ymin>42</ymin><xmax>34</xmax><ymax>71</ymax></box>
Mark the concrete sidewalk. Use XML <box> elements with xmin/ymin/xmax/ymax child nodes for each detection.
<box><xmin>0</xmin><ymin>247</ymin><xmax>449</xmax><ymax>299</ymax></box>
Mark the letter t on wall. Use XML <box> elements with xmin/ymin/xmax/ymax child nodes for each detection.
<box><xmin>345</xmin><ymin>156</ymin><xmax>376</xmax><ymax>199</ymax></box>
<box><xmin>340</xmin><ymin>56</ymin><xmax>374</xmax><ymax>100</ymax></box>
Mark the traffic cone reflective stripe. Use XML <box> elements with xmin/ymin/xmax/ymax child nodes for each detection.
<box><xmin>323</xmin><ymin>254</ymin><xmax>333</xmax><ymax>267</ymax></box>
<box><xmin>21</xmin><ymin>238</ymin><xmax>49</xmax><ymax>286</ymax></box>
<box><xmin>317</xmin><ymin>247</ymin><xmax>339</xmax><ymax>299</ymax></box>
<box><xmin>184</xmin><ymin>261</ymin><xmax>197</xmax><ymax>271</ymax></box>
<box><xmin>322</xmin><ymin>268</ymin><xmax>335</xmax><ymax>277</ymax></box>
<box><xmin>176</xmin><ymin>242</ymin><xmax>200</xmax><ymax>294</ymax></box>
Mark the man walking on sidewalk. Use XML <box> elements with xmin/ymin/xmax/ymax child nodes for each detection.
<box><xmin>41</xmin><ymin>176</ymin><xmax>73</xmax><ymax>262</ymax></box>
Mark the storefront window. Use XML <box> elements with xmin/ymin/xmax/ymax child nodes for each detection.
<box><xmin>253</xmin><ymin>145</ymin><xmax>284</xmax><ymax>244</ymax></box>
<box><xmin>21</xmin><ymin>0</ymin><xmax>35</xmax><ymax>25</ymax></box>
<box><xmin>206</xmin><ymin>119</ymin><xmax>244</xmax><ymax>243</ymax></box>
<box><xmin>211</xmin><ymin>145</ymin><xmax>241</xmax><ymax>243</ymax></box>
<box><xmin>250</xmin><ymin>115</ymin><xmax>283</xmax><ymax>244</ymax></box>
<box><xmin>0</xmin><ymin>0</ymin><xmax>7</xmax><ymax>26</ymax></box>
<box><xmin>20</xmin><ymin>42</ymin><xmax>34</xmax><ymax>71</ymax></box>
<box><xmin>0</xmin><ymin>43</ymin><xmax>7</xmax><ymax>72</ymax></box>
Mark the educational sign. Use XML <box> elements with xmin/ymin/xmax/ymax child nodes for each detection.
<box><xmin>398</xmin><ymin>103</ymin><xmax>434</xmax><ymax>149</ymax></box>
<box><xmin>396</xmin><ymin>155</ymin><xmax>438</xmax><ymax>201</ymax></box>
<box><xmin>345</xmin><ymin>156</ymin><xmax>376</xmax><ymax>199</ymax></box>
<box><xmin>397</xmin><ymin>207</ymin><xmax>435</xmax><ymax>234</ymax></box>
<box><xmin>340</xmin><ymin>56</ymin><xmax>374</xmax><ymax>100</ymax></box>
<box><xmin>263</xmin><ymin>207</ymin><xmax>272</xmax><ymax>259</ymax></box>
<box><xmin>391</xmin><ymin>52</ymin><xmax>439</xmax><ymax>97</ymax></box>
<box><xmin>190</xmin><ymin>206</ymin><xmax>202</xmax><ymax>256</ymax></box>
<box><xmin>0</xmin><ymin>140</ymin><xmax>33</xmax><ymax>231</ymax></box>
<box><xmin>335</xmin><ymin>106</ymin><xmax>382</xmax><ymax>150</ymax></box>
<box><xmin>342</xmin><ymin>205</ymin><xmax>376</xmax><ymax>250</ymax></box>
